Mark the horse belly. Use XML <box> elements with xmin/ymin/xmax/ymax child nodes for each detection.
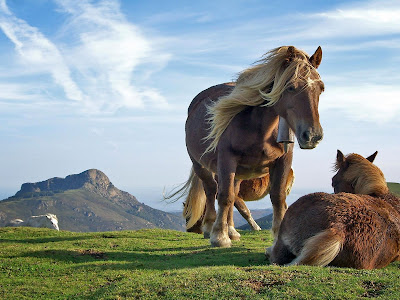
<box><xmin>239</xmin><ymin>176</ymin><xmax>270</xmax><ymax>201</ymax></box>
<box><xmin>235</xmin><ymin>164</ymin><xmax>270</xmax><ymax>180</ymax></box>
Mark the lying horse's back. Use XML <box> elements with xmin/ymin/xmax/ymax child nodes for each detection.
<box><xmin>272</xmin><ymin>192</ymin><xmax>400</xmax><ymax>269</ymax></box>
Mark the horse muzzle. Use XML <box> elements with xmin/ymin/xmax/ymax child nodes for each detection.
<box><xmin>298</xmin><ymin>128</ymin><xmax>323</xmax><ymax>149</ymax></box>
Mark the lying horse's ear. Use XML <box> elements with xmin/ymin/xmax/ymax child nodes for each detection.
<box><xmin>309</xmin><ymin>46</ymin><xmax>322</xmax><ymax>69</ymax></box>
<box><xmin>366</xmin><ymin>151</ymin><xmax>378</xmax><ymax>163</ymax></box>
<box><xmin>336</xmin><ymin>149</ymin><xmax>345</xmax><ymax>167</ymax></box>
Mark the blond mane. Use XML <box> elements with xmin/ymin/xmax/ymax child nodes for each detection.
<box><xmin>336</xmin><ymin>153</ymin><xmax>389</xmax><ymax>196</ymax></box>
<box><xmin>203</xmin><ymin>46</ymin><xmax>320</xmax><ymax>154</ymax></box>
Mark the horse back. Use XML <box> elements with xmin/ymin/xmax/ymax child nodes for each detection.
<box><xmin>186</xmin><ymin>83</ymin><xmax>235</xmax><ymax>165</ymax></box>
<box><xmin>188</xmin><ymin>83</ymin><xmax>235</xmax><ymax>115</ymax></box>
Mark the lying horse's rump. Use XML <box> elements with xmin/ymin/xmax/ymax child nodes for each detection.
<box><xmin>270</xmin><ymin>151</ymin><xmax>400</xmax><ymax>269</ymax></box>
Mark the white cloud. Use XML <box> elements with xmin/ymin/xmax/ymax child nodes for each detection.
<box><xmin>290</xmin><ymin>1</ymin><xmax>400</xmax><ymax>40</ymax></box>
<box><xmin>0</xmin><ymin>0</ymin><xmax>170</xmax><ymax>115</ymax></box>
<box><xmin>0</xmin><ymin>82</ymin><xmax>43</xmax><ymax>101</ymax></box>
<box><xmin>55</xmin><ymin>0</ymin><xmax>170</xmax><ymax>113</ymax></box>
<box><xmin>0</xmin><ymin>1</ymin><xmax>83</xmax><ymax>102</ymax></box>
<box><xmin>321</xmin><ymin>84</ymin><xmax>400</xmax><ymax>123</ymax></box>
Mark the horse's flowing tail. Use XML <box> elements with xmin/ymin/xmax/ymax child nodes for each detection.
<box><xmin>164</xmin><ymin>168</ymin><xmax>206</xmax><ymax>230</ymax></box>
<box><xmin>290</xmin><ymin>228</ymin><xmax>344</xmax><ymax>266</ymax></box>
<box><xmin>183</xmin><ymin>169</ymin><xmax>206</xmax><ymax>229</ymax></box>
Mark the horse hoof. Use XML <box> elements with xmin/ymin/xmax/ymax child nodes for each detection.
<box><xmin>210</xmin><ymin>239</ymin><xmax>232</xmax><ymax>248</ymax></box>
<box><xmin>210</xmin><ymin>234</ymin><xmax>232</xmax><ymax>248</ymax></box>
<box><xmin>229</xmin><ymin>234</ymin><xmax>241</xmax><ymax>241</ymax></box>
<box><xmin>203</xmin><ymin>232</ymin><xmax>210</xmax><ymax>239</ymax></box>
<box><xmin>228</xmin><ymin>226</ymin><xmax>241</xmax><ymax>240</ymax></box>
<box><xmin>252</xmin><ymin>225</ymin><xmax>262</xmax><ymax>231</ymax></box>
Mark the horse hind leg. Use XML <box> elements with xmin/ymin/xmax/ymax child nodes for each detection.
<box><xmin>268</xmin><ymin>237</ymin><xmax>296</xmax><ymax>265</ymax></box>
<box><xmin>227</xmin><ymin>201</ymin><xmax>241</xmax><ymax>240</ymax></box>
<box><xmin>287</xmin><ymin>229</ymin><xmax>344</xmax><ymax>266</ymax></box>
<box><xmin>234</xmin><ymin>197</ymin><xmax>261</xmax><ymax>231</ymax></box>
<box><xmin>191</xmin><ymin>162</ymin><xmax>217</xmax><ymax>239</ymax></box>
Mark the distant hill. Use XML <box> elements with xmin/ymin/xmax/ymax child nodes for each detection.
<box><xmin>233</xmin><ymin>208</ymin><xmax>272</xmax><ymax>227</ymax></box>
<box><xmin>239</xmin><ymin>182</ymin><xmax>400</xmax><ymax>231</ymax></box>
<box><xmin>238</xmin><ymin>213</ymin><xmax>273</xmax><ymax>230</ymax></box>
<box><xmin>388</xmin><ymin>182</ymin><xmax>400</xmax><ymax>196</ymax></box>
<box><xmin>0</xmin><ymin>169</ymin><xmax>185</xmax><ymax>232</ymax></box>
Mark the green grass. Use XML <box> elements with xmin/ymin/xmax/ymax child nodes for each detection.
<box><xmin>388</xmin><ymin>182</ymin><xmax>400</xmax><ymax>196</ymax></box>
<box><xmin>0</xmin><ymin>228</ymin><xmax>399</xmax><ymax>299</ymax></box>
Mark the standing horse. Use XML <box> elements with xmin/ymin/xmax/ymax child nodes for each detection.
<box><xmin>270</xmin><ymin>150</ymin><xmax>400</xmax><ymax>269</ymax></box>
<box><xmin>177</xmin><ymin>46</ymin><xmax>324</xmax><ymax>247</ymax></box>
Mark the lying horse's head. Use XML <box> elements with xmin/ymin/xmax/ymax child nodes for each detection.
<box><xmin>271</xmin><ymin>46</ymin><xmax>324</xmax><ymax>149</ymax></box>
<box><xmin>332</xmin><ymin>150</ymin><xmax>389</xmax><ymax>196</ymax></box>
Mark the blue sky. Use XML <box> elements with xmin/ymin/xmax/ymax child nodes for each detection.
<box><xmin>0</xmin><ymin>0</ymin><xmax>399</xmax><ymax>211</ymax></box>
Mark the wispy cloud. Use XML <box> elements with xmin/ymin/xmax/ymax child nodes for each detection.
<box><xmin>321</xmin><ymin>84</ymin><xmax>400</xmax><ymax>123</ymax></box>
<box><xmin>305</xmin><ymin>0</ymin><xmax>400</xmax><ymax>39</ymax></box>
<box><xmin>0</xmin><ymin>82</ymin><xmax>44</xmax><ymax>101</ymax></box>
<box><xmin>0</xmin><ymin>0</ymin><xmax>170</xmax><ymax>115</ymax></box>
<box><xmin>0</xmin><ymin>0</ymin><xmax>83</xmax><ymax>102</ymax></box>
<box><xmin>55</xmin><ymin>0</ymin><xmax>170</xmax><ymax>112</ymax></box>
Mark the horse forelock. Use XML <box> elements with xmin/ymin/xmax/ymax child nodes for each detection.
<box><xmin>343</xmin><ymin>154</ymin><xmax>388</xmax><ymax>196</ymax></box>
<box><xmin>203</xmin><ymin>46</ymin><xmax>321</xmax><ymax>154</ymax></box>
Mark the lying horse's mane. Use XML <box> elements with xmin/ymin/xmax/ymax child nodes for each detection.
<box><xmin>203</xmin><ymin>46</ymin><xmax>322</xmax><ymax>154</ymax></box>
<box><xmin>335</xmin><ymin>153</ymin><xmax>389</xmax><ymax>196</ymax></box>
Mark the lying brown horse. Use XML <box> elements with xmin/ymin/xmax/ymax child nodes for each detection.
<box><xmin>174</xmin><ymin>46</ymin><xmax>324</xmax><ymax>247</ymax></box>
<box><xmin>270</xmin><ymin>150</ymin><xmax>400</xmax><ymax>269</ymax></box>
<box><xmin>184</xmin><ymin>169</ymin><xmax>294</xmax><ymax>233</ymax></box>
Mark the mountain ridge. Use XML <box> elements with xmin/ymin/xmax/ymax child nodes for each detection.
<box><xmin>0</xmin><ymin>169</ymin><xmax>185</xmax><ymax>232</ymax></box>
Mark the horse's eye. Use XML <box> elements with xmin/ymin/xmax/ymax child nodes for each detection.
<box><xmin>287</xmin><ymin>86</ymin><xmax>295</xmax><ymax>92</ymax></box>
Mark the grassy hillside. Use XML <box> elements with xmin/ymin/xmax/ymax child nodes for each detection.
<box><xmin>0</xmin><ymin>228</ymin><xmax>399</xmax><ymax>299</ymax></box>
<box><xmin>388</xmin><ymin>182</ymin><xmax>400</xmax><ymax>196</ymax></box>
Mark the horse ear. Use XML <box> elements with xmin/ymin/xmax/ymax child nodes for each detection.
<box><xmin>287</xmin><ymin>46</ymin><xmax>295</xmax><ymax>58</ymax></box>
<box><xmin>309</xmin><ymin>46</ymin><xmax>322</xmax><ymax>69</ymax></box>
<box><xmin>366</xmin><ymin>151</ymin><xmax>378</xmax><ymax>163</ymax></box>
<box><xmin>336</xmin><ymin>149</ymin><xmax>345</xmax><ymax>166</ymax></box>
<box><xmin>284</xmin><ymin>46</ymin><xmax>296</xmax><ymax>67</ymax></box>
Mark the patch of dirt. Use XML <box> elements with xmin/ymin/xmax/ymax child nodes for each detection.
<box><xmin>77</xmin><ymin>249</ymin><xmax>108</xmax><ymax>259</ymax></box>
<box><xmin>361</xmin><ymin>280</ymin><xmax>385</xmax><ymax>298</ymax></box>
<box><xmin>244</xmin><ymin>278</ymin><xmax>286</xmax><ymax>293</ymax></box>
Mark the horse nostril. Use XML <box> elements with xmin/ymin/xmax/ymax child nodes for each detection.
<box><xmin>301</xmin><ymin>130</ymin><xmax>311</xmax><ymax>142</ymax></box>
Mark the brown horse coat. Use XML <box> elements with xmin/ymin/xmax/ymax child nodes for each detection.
<box><xmin>270</xmin><ymin>150</ymin><xmax>400</xmax><ymax>269</ymax></box>
<box><xmin>180</xmin><ymin>46</ymin><xmax>324</xmax><ymax>247</ymax></box>
<box><xmin>270</xmin><ymin>192</ymin><xmax>400</xmax><ymax>269</ymax></box>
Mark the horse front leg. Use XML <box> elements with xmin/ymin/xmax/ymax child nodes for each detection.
<box><xmin>227</xmin><ymin>194</ymin><xmax>241</xmax><ymax>240</ymax></box>
<box><xmin>210</xmin><ymin>154</ymin><xmax>237</xmax><ymax>247</ymax></box>
<box><xmin>266</xmin><ymin>151</ymin><xmax>293</xmax><ymax>256</ymax></box>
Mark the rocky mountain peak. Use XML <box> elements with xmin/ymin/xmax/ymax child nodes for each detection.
<box><xmin>15</xmin><ymin>169</ymin><xmax>116</xmax><ymax>198</ymax></box>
